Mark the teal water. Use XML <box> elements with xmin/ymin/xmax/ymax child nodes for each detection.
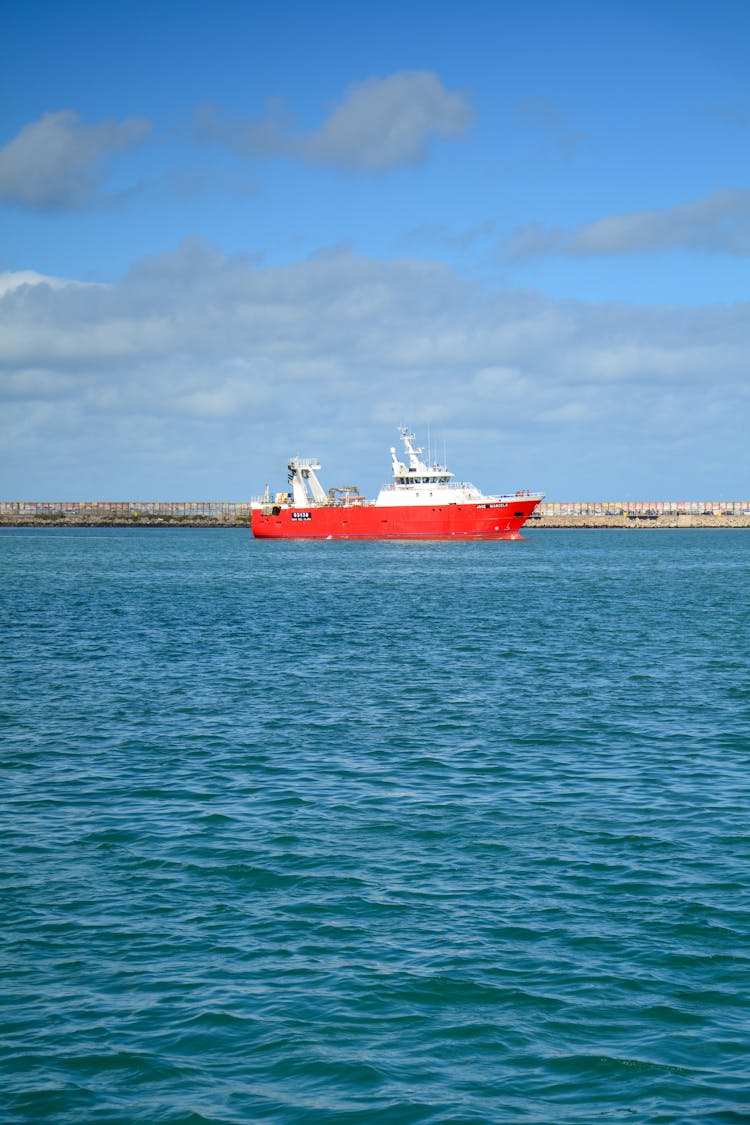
<box><xmin>2</xmin><ymin>528</ymin><xmax>749</xmax><ymax>1124</ymax></box>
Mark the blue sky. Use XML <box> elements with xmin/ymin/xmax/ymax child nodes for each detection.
<box><xmin>1</xmin><ymin>0</ymin><xmax>748</xmax><ymax>500</ymax></box>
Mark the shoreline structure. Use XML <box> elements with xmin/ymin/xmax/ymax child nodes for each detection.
<box><xmin>2</xmin><ymin>500</ymin><xmax>749</xmax><ymax>529</ymax></box>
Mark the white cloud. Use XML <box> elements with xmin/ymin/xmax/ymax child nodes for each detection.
<box><xmin>0</xmin><ymin>110</ymin><xmax>151</xmax><ymax>210</ymax></box>
<box><xmin>197</xmin><ymin>71</ymin><xmax>473</xmax><ymax>172</ymax></box>
<box><xmin>301</xmin><ymin>72</ymin><xmax>472</xmax><ymax>171</ymax></box>
<box><xmin>505</xmin><ymin>189</ymin><xmax>750</xmax><ymax>260</ymax></box>
<box><xmin>0</xmin><ymin>269</ymin><xmax>95</xmax><ymax>296</ymax></box>
<box><xmin>0</xmin><ymin>244</ymin><xmax>747</xmax><ymax>499</ymax></box>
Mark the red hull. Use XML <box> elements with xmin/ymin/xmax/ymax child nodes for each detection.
<box><xmin>251</xmin><ymin>497</ymin><xmax>540</xmax><ymax>539</ymax></box>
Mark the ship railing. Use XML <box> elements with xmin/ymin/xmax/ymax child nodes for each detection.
<box><xmin>385</xmin><ymin>480</ymin><xmax>482</xmax><ymax>492</ymax></box>
<box><xmin>250</xmin><ymin>494</ymin><xmax>373</xmax><ymax>508</ymax></box>
<box><xmin>491</xmin><ymin>491</ymin><xmax>545</xmax><ymax>501</ymax></box>
<box><xmin>447</xmin><ymin>481</ymin><xmax>481</xmax><ymax>492</ymax></box>
<box><xmin>393</xmin><ymin>481</ymin><xmax>543</xmax><ymax>498</ymax></box>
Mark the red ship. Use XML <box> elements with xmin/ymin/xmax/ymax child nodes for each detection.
<box><xmin>251</xmin><ymin>428</ymin><xmax>543</xmax><ymax>540</ymax></box>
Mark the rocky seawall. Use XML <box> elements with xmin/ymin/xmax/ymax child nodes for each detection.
<box><xmin>529</xmin><ymin>513</ymin><xmax>750</xmax><ymax>529</ymax></box>
<box><xmin>0</xmin><ymin>514</ymin><xmax>248</xmax><ymax>527</ymax></box>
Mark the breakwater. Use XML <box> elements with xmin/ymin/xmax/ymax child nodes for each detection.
<box><xmin>1</xmin><ymin>500</ymin><xmax>749</xmax><ymax>528</ymax></box>
<box><xmin>530</xmin><ymin>513</ymin><xmax>750</xmax><ymax>528</ymax></box>
<box><xmin>0</xmin><ymin>501</ymin><xmax>251</xmax><ymax>527</ymax></box>
<box><xmin>533</xmin><ymin>500</ymin><xmax>750</xmax><ymax>528</ymax></box>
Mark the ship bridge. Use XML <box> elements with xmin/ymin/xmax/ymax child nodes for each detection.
<box><xmin>390</xmin><ymin>427</ymin><xmax>454</xmax><ymax>487</ymax></box>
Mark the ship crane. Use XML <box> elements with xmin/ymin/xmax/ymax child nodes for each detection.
<box><xmin>288</xmin><ymin>457</ymin><xmax>327</xmax><ymax>506</ymax></box>
<box><xmin>327</xmin><ymin>485</ymin><xmax>363</xmax><ymax>505</ymax></box>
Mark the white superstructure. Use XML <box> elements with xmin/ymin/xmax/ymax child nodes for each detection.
<box><xmin>374</xmin><ymin>428</ymin><xmax>508</xmax><ymax>507</ymax></box>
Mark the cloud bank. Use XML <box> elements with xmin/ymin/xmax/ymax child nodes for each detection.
<box><xmin>0</xmin><ymin>110</ymin><xmax>151</xmax><ymax>211</ymax></box>
<box><xmin>1</xmin><ymin>241</ymin><xmax>747</xmax><ymax>498</ymax></box>
<box><xmin>197</xmin><ymin>71</ymin><xmax>473</xmax><ymax>172</ymax></box>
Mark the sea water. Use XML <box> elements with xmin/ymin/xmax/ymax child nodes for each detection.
<box><xmin>2</xmin><ymin>528</ymin><xmax>749</xmax><ymax>1124</ymax></box>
